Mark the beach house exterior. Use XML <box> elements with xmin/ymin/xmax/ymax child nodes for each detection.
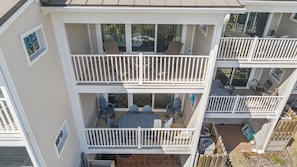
<box><xmin>1</xmin><ymin>0</ymin><xmax>297</xmax><ymax>166</ymax></box>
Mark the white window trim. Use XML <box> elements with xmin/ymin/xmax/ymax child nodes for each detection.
<box><xmin>20</xmin><ymin>24</ymin><xmax>48</xmax><ymax>66</ymax></box>
<box><xmin>269</xmin><ymin>68</ymin><xmax>285</xmax><ymax>83</ymax></box>
<box><xmin>54</xmin><ymin>120</ymin><xmax>70</xmax><ymax>158</ymax></box>
<box><xmin>290</xmin><ymin>13</ymin><xmax>297</xmax><ymax>23</ymax></box>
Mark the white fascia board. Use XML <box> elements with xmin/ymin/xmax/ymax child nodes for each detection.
<box><xmin>243</xmin><ymin>1</ymin><xmax>297</xmax><ymax>13</ymax></box>
<box><xmin>0</xmin><ymin>0</ymin><xmax>34</xmax><ymax>36</ymax></box>
<box><xmin>41</xmin><ymin>6</ymin><xmax>246</xmax><ymax>15</ymax></box>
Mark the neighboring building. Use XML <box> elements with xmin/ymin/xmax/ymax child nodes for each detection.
<box><xmin>0</xmin><ymin>0</ymin><xmax>297</xmax><ymax>166</ymax></box>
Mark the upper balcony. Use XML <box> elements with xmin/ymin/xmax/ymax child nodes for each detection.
<box><xmin>72</xmin><ymin>54</ymin><xmax>208</xmax><ymax>86</ymax></box>
<box><xmin>217</xmin><ymin>12</ymin><xmax>297</xmax><ymax>67</ymax></box>
<box><xmin>66</xmin><ymin>23</ymin><xmax>215</xmax><ymax>88</ymax></box>
<box><xmin>218</xmin><ymin>37</ymin><xmax>297</xmax><ymax>62</ymax></box>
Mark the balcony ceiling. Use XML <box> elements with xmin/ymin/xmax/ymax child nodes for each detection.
<box><xmin>41</xmin><ymin>0</ymin><xmax>243</xmax><ymax>8</ymax></box>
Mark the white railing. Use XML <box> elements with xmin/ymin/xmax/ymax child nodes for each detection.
<box><xmin>85</xmin><ymin>128</ymin><xmax>195</xmax><ymax>149</ymax></box>
<box><xmin>0</xmin><ymin>88</ymin><xmax>19</xmax><ymax>134</ymax></box>
<box><xmin>207</xmin><ymin>95</ymin><xmax>283</xmax><ymax>114</ymax></box>
<box><xmin>218</xmin><ymin>37</ymin><xmax>297</xmax><ymax>61</ymax></box>
<box><xmin>71</xmin><ymin>54</ymin><xmax>208</xmax><ymax>84</ymax></box>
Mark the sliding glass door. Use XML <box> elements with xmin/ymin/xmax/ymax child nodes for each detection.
<box><xmin>108</xmin><ymin>93</ymin><xmax>175</xmax><ymax>110</ymax></box>
<box><xmin>215</xmin><ymin>68</ymin><xmax>252</xmax><ymax>87</ymax></box>
<box><xmin>225</xmin><ymin>12</ymin><xmax>269</xmax><ymax>37</ymax></box>
<box><xmin>101</xmin><ymin>24</ymin><xmax>126</xmax><ymax>52</ymax></box>
<box><xmin>101</xmin><ymin>24</ymin><xmax>182</xmax><ymax>53</ymax></box>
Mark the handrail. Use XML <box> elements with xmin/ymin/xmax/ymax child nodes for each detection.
<box><xmin>71</xmin><ymin>54</ymin><xmax>208</xmax><ymax>84</ymax></box>
<box><xmin>218</xmin><ymin>37</ymin><xmax>297</xmax><ymax>61</ymax></box>
<box><xmin>207</xmin><ymin>95</ymin><xmax>283</xmax><ymax>113</ymax></box>
<box><xmin>84</xmin><ymin>128</ymin><xmax>195</xmax><ymax>149</ymax></box>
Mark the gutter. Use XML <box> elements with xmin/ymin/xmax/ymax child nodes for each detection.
<box><xmin>40</xmin><ymin>6</ymin><xmax>246</xmax><ymax>15</ymax></box>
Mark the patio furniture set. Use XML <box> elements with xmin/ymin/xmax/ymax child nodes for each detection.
<box><xmin>98</xmin><ymin>98</ymin><xmax>182</xmax><ymax>129</ymax></box>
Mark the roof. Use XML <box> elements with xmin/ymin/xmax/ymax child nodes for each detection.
<box><xmin>0</xmin><ymin>0</ymin><xmax>27</xmax><ymax>26</ymax></box>
<box><xmin>41</xmin><ymin>0</ymin><xmax>244</xmax><ymax>8</ymax></box>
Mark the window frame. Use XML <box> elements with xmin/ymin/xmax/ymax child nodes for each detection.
<box><xmin>269</xmin><ymin>68</ymin><xmax>285</xmax><ymax>83</ymax></box>
<box><xmin>54</xmin><ymin>120</ymin><xmax>69</xmax><ymax>158</ymax></box>
<box><xmin>20</xmin><ymin>24</ymin><xmax>48</xmax><ymax>66</ymax></box>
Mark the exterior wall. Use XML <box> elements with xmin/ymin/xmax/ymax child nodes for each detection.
<box><xmin>192</xmin><ymin>25</ymin><xmax>214</xmax><ymax>55</ymax></box>
<box><xmin>80</xmin><ymin>93</ymin><xmax>97</xmax><ymax>128</ymax></box>
<box><xmin>260</xmin><ymin>68</ymin><xmax>294</xmax><ymax>90</ymax></box>
<box><xmin>277</xmin><ymin>13</ymin><xmax>297</xmax><ymax>38</ymax></box>
<box><xmin>0</xmin><ymin>2</ymin><xmax>81</xmax><ymax>167</ymax></box>
<box><xmin>183</xmin><ymin>93</ymin><xmax>201</xmax><ymax>127</ymax></box>
<box><xmin>65</xmin><ymin>23</ymin><xmax>91</xmax><ymax>54</ymax></box>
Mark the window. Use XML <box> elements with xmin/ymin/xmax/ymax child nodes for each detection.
<box><xmin>102</xmin><ymin>24</ymin><xmax>126</xmax><ymax>52</ymax></box>
<box><xmin>225</xmin><ymin>13</ymin><xmax>269</xmax><ymax>37</ymax></box>
<box><xmin>132</xmin><ymin>24</ymin><xmax>155</xmax><ymax>52</ymax></box>
<box><xmin>290</xmin><ymin>13</ymin><xmax>297</xmax><ymax>23</ymax></box>
<box><xmin>108</xmin><ymin>93</ymin><xmax>128</xmax><ymax>108</ymax></box>
<box><xmin>154</xmin><ymin>94</ymin><xmax>175</xmax><ymax>109</ymax></box>
<box><xmin>157</xmin><ymin>24</ymin><xmax>182</xmax><ymax>52</ymax></box>
<box><xmin>54</xmin><ymin>120</ymin><xmax>69</xmax><ymax>157</ymax></box>
<box><xmin>270</xmin><ymin>68</ymin><xmax>285</xmax><ymax>83</ymax></box>
<box><xmin>215</xmin><ymin>67</ymin><xmax>251</xmax><ymax>87</ymax></box>
<box><xmin>20</xmin><ymin>24</ymin><xmax>48</xmax><ymax>66</ymax></box>
<box><xmin>133</xmin><ymin>94</ymin><xmax>152</xmax><ymax>107</ymax></box>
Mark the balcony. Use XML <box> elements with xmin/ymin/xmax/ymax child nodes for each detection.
<box><xmin>0</xmin><ymin>88</ymin><xmax>20</xmax><ymax>138</ymax></box>
<box><xmin>85</xmin><ymin>128</ymin><xmax>195</xmax><ymax>152</ymax></box>
<box><xmin>206</xmin><ymin>95</ymin><xmax>283</xmax><ymax>118</ymax></box>
<box><xmin>71</xmin><ymin>54</ymin><xmax>208</xmax><ymax>85</ymax></box>
<box><xmin>217</xmin><ymin>37</ymin><xmax>297</xmax><ymax>62</ymax></box>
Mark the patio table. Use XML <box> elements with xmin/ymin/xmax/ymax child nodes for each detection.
<box><xmin>118</xmin><ymin>113</ymin><xmax>161</xmax><ymax>128</ymax></box>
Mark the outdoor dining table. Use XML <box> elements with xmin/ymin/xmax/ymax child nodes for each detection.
<box><xmin>118</xmin><ymin>113</ymin><xmax>162</xmax><ymax>128</ymax></box>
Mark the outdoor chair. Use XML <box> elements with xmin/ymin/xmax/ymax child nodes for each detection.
<box><xmin>103</xmin><ymin>41</ymin><xmax>121</xmax><ymax>54</ymax></box>
<box><xmin>143</xmin><ymin>105</ymin><xmax>153</xmax><ymax>113</ymax></box>
<box><xmin>128</xmin><ymin>104</ymin><xmax>139</xmax><ymax>114</ymax></box>
<box><xmin>257</xmin><ymin>80</ymin><xmax>273</xmax><ymax>94</ymax></box>
<box><xmin>107</xmin><ymin>118</ymin><xmax>118</xmax><ymax>128</ymax></box>
<box><xmin>166</xmin><ymin>98</ymin><xmax>182</xmax><ymax>120</ymax></box>
<box><xmin>98</xmin><ymin>98</ymin><xmax>115</xmax><ymax>123</ymax></box>
<box><xmin>163</xmin><ymin>117</ymin><xmax>173</xmax><ymax>128</ymax></box>
<box><xmin>248</xmin><ymin>79</ymin><xmax>273</xmax><ymax>95</ymax></box>
<box><xmin>165</xmin><ymin>41</ymin><xmax>183</xmax><ymax>55</ymax></box>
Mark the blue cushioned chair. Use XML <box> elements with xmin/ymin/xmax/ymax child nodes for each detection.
<box><xmin>98</xmin><ymin>98</ymin><xmax>115</xmax><ymax>123</ymax></box>
<box><xmin>166</xmin><ymin>98</ymin><xmax>182</xmax><ymax>120</ymax></box>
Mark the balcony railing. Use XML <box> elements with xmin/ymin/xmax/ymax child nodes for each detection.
<box><xmin>218</xmin><ymin>37</ymin><xmax>297</xmax><ymax>61</ymax></box>
<box><xmin>85</xmin><ymin>128</ymin><xmax>195</xmax><ymax>149</ymax></box>
<box><xmin>0</xmin><ymin>88</ymin><xmax>19</xmax><ymax>134</ymax></box>
<box><xmin>206</xmin><ymin>95</ymin><xmax>283</xmax><ymax>116</ymax></box>
<box><xmin>71</xmin><ymin>54</ymin><xmax>208</xmax><ymax>85</ymax></box>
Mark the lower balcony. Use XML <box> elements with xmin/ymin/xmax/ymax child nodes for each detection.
<box><xmin>71</xmin><ymin>54</ymin><xmax>208</xmax><ymax>85</ymax></box>
<box><xmin>84</xmin><ymin>110</ymin><xmax>194</xmax><ymax>154</ymax></box>
<box><xmin>85</xmin><ymin>128</ymin><xmax>195</xmax><ymax>153</ymax></box>
<box><xmin>205</xmin><ymin>79</ymin><xmax>285</xmax><ymax>118</ymax></box>
<box><xmin>206</xmin><ymin>95</ymin><xmax>282</xmax><ymax>118</ymax></box>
